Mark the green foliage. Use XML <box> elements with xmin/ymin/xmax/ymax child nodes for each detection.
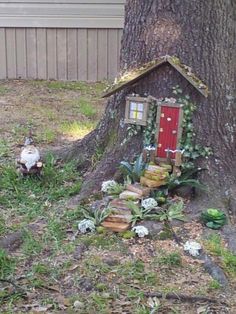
<box><xmin>201</xmin><ymin>208</ymin><xmax>226</xmax><ymax>229</ymax></box>
<box><xmin>81</xmin><ymin>207</ymin><xmax>111</xmax><ymax>226</ymax></box>
<box><xmin>127</xmin><ymin>201</ymin><xmax>158</xmax><ymax>226</ymax></box>
<box><xmin>120</xmin><ymin>154</ymin><xmax>146</xmax><ymax>183</ymax></box>
<box><xmin>158</xmin><ymin>251</ymin><xmax>182</xmax><ymax>267</ymax></box>
<box><xmin>106</xmin><ymin>182</ymin><xmax>124</xmax><ymax>196</ymax></box>
<box><xmin>157</xmin><ymin>200</ymin><xmax>185</xmax><ymax>222</ymax></box>
<box><xmin>166</xmin><ymin>167</ymin><xmax>206</xmax><ymax>192</ymax></box>
<box><xmin>0</xmin><ymin>249</ymin><xmax>15</xmax><ymax>278</ymax></box>
<box><xmin>121</xmin><ymin>230</ymin><xmax>136</xmax><ymax>239</ymax></box>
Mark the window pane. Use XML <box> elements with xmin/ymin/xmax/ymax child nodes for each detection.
<box><xmin>137</xmin><ymin>103</ymin><xmax>144</xmax><ymax>111</ymax></box>
<box><xmin>137</xmin><ymin>112</ymin><xmax>143</xmax><ymax>120</ymax></box>
<box><xmin>130</xmin><ymin>102</ymin><xmax>137</xmax><ymax>110</ymax></box>
<box><xmin>130</xmin><ymin>111</ymin><xmax>136</xmax><ymax>119</ymax></box>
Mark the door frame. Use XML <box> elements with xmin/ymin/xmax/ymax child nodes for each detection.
<box><xmin>155</xmin><ymin>101</ymin><xmax>184</xmax><ymax>161</ymax></box>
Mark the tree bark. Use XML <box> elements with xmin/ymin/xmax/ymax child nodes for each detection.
<box><xmin>63</xmin><ymin>0</ymin><xmax>236</xmax><ymax>208</ymax></box>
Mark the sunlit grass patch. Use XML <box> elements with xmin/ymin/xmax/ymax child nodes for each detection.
<box><xmin>60</xmin><ymin>120</ymin><xmax>96</xmax><ymax>139</ymax></box>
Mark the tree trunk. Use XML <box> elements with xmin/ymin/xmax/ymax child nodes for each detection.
<box><xmin>63</xmin><ymin>0</ymin><xmax>236</xmax><ymax>210</ymax></box>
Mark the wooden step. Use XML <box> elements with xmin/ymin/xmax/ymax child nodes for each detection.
<box><xmin>126</xmin><ymin>183</ymin><xmax>151</xmax><ymax>197</ymax></box>
<box><xmin>101</xmin><ymin>221</ymin><xmax>130</xmax><ymax>232</ymax></box>
<box><xmin>105</xmin><ymin>214</ymin><xmax>132</xmax><ymax>223</ymax></box>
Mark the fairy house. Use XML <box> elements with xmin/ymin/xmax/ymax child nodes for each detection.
<box><xmin>103</xmin><ymin>56</ymin><xmax>208</xmax><ymax>162</ymax></box>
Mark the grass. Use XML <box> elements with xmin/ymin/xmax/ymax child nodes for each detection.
<box><xmin>0</xmin><ymin>86</ymin><xmax>9</xmax><ymax>95</ymax></box>
<box><xmin>0</xmin><ymin>249</ymin><xmax>15</xmax><ymax>278</ymax></box>
<box><xmin>157</xmin><ymin>251</ymin><xmax>182</xmax><ymax>267</ymax></box>
<box><xmin>0</xmin><ymin>139</ymin><xmax>10</xmax><ymax>159</ymax></box>
<box><xmin>204</xmin><ymin>234</ymin><xmax>236</xmax><ymax>275</ymax></box>
<box><xmin>60</xmin><ymin>120</ymin><xmax>96</xmax><ymax>138</ymax></box>
<box><xmin>74</xmin><ymin>97</ymin><xmax>98</xmax><ymax>118</ymax></box>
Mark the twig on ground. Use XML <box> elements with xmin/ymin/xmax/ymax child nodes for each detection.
<box><xmin>0</xmin><ymin>278</ymin><xmax>27</xmax><ymax>302</ymax></box>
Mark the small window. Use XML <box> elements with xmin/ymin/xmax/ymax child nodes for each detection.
<box><xmin>125</xmin><ymin>96</ymin><xmax>148</xmax><ymax>126</ymax></box>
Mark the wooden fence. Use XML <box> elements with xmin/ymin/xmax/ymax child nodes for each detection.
<box><xmin>0</xmin><ymin>0</ymin><xmax>124</xmax><ymax>81</ymax></box>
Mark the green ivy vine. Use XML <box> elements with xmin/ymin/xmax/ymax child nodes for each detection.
<box><xmin>173</xmin><ymin>86</ymin><xmax>212</xmax><ymax>169</ymax></box>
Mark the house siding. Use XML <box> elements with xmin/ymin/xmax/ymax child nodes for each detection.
<box><xmin>0</xmin><ymin>0</ymin><xmax>124</xmax><ymax>81</ymax></box>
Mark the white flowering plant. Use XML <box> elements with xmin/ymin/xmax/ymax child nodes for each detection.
<box><xmin>101</xmin><ymin>180</ymin><xmax>124</xmax><ymax>195</ymax></box>
<box><xmin>78</xmin><ymin>219</ymin><xmax>96</xmax><ymax>234</ymax></box>
<box><xmin>132</xmin><ymin>226</ymin><xmax>149</xmax><ymax>238</ymax></box>
<box><xmin>127</xmin><ymin>200</ymin><xmax>159</xmax><ymax>226</ymax></box>
<box><xmin>141</xmin><ymin>198</ymin><xmax>158</xmax><ymax>210</ymax></box>
<box><xmin>184</xmin><ymin>240</ymin><xmax>202</xmax><ymax>257</ymax></box>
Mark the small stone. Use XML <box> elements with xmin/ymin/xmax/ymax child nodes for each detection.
<box><xmin>73</xmin><ymin>300</ymin><xmax>84</xmax><ymax>309</ymax></box>
<box><xmin>103</xmin><ymin>257</ymin><xmax>119</xmax><ymax>266</ymax></box>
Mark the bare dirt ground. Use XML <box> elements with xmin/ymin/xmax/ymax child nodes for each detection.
<box><xmin>0</xmin><ymin>80</ymin><xmax>236</xmax><ymax>314</ymax></box>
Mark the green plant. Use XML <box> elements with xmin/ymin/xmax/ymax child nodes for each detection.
<box><xmin>201</xmin><ymin>208</ymin><xmax>226</xmax><ymax>229</ymax></box>
<box><xmin>127</xmin><ymin>201</ymin><xmax>158</xmax><ymax>226</ymax></box>
<box><xmin>120</xmin><ymin>154</ymin><xmax>146</xmax><ymax>183</ymax></box>
<box><xmin>157</xmin><ymin>200</ymin><xmax>185</xmax><ymax>222</ymax></box>
<box><xmin>166</xmin><ymin>167</ymin><xmax>206</xmax><ymax>192</ymax></box>
<box><xmin>81</xmin><ymin>207</ymin><xmax>111</xmax><ymax>226</ymax></box>
<box><xmin>158</xmin><ymin>252</ymin><xmax>182</xmax><ymax>267</ymax></box>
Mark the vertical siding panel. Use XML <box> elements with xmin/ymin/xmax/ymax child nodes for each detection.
<box><xmin>108</xmin><ymin>29</ymin><xmax>118</xmax><ymax>79</ymax></box>
<box><xmin>47</xmin><ymin>28</ymin><xmax>57</xmax><ymax>79</ymax></box>
<box><xmin>67</xmin><ymin>29</ymin><xmax>77</xmax><ymax>81</ymax></box>
<box><xmin>37</xmin><ymin>28</ymin><xmax>47</xmax><ymax>79</ymax></box>
<box><xmin>77</xmin><ymin>29</ymin><xmax>87</xmax><ymax>81</ymax></box>
<box><xmin>57</xmin><ymin>29</ymin><xmax>67</xmax><ymax>80</ymax></box>
<box><xmin>16</xmin><ymin>28</ymin><xmax>26</xmax><ymax>79</ymax></box>
<box><xmin>87</xmin><ymin>29</ymin><xmax>98</xmax><ymax>81</ymax></box>
<box><xmin>26</xmin><ymin>28</ymin><xmax>37</xmax><ymax>78</ymax></box>
<box><xmin>97</xmin><ymin>29</ymin><xmax>108</xmax><ymax>80</ymax></box>
<box><xmin>6</xmin><ymin>28</ymin><xmax>16</xmax><ymax>78</ymax></box>
<box><xmin>0</xmin><ymin>28</ymin><xmax>6</xmax><ymax>79</ymax></box>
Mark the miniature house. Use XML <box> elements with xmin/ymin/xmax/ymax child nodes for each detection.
<box><xmin>103</xmin><ymin>56</ymin><xmax>208</xmax><ymax>162</ymax></box>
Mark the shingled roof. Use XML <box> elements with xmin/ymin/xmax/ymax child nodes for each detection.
<box><xmin>103</xmin><ymin>56</ymin><xmax>208</xmax><ymax>98</ymax></box>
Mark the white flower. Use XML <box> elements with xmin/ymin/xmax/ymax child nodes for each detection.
<box><xmin>145</xmin><ymin>145</ymin><xmax>156</xmax><ymax>151</ymax></box>
<box><xmin>101</xmin><ymin>180</ymin><xmax>117</xmax><ymax>193</ymax></box>
<box><xmin>164</xmin><ymin>97</ymin><xmax>176</xmax><ymax>103</ymax></box>
<box><xmin>132</xmin><ymin>226</ymin><xmax>149</xmax><ymax>238</ymax></box>
<box><xmin>78</xmin><ymin>219</ymin><xmax>95</xmax><ymax>234</ymax></box>
<box><xmin>141</xmin><ymin>198</ymin><xmax>157</xmax><ymax>210</ymax></box>
<box><xmin>184</xmin><ymin>240</ymin><xmax>202</xmax><ymax>257</ymax></box>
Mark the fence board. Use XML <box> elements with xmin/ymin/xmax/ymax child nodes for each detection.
<box><xmin>16</xmin><ymin>28</ymin><xmax>26</xmax><ymax>78</ymax></box>
<box><xmin>37</xmin><ymin>28</ymin><xmax>47</xmax><ymax>79</ymax></box>
<box><xmin>26</xmin><ymin>28</ymin><xmax>37</xmax><ymax>78</ymax></box>
<box><xmin>6</xmin><ymin>28</ymin><xmax>16</xmax><ymax>78</ymax></box>
<box><xmin>67</xmin><ymin>29</ymin><xmax>78</xmax><ymax>80</ymax></box>
<box><xmin>0</xmin><ymin>28</ymin><xmax>6</xmax><ymax>79</ymax></box>
<box><xmin>57</xmin><ymin>29</ymin><xmax>67</xmax><ymax>80</ymax></box>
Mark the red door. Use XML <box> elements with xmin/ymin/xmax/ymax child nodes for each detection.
<box><xmin>156</xmin><ymin>105</ymin><xmax>181</xmax><ymax>159</ymax></box>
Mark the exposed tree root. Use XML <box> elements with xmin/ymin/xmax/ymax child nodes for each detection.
<box><xmin>144</xmin><ymin>291</ymin><xmax>227</xmax><ymax>305</ymax></box>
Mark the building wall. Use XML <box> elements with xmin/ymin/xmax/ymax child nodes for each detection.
<box><xmin>0</xmin><ymin>0</ymin><xmax>124</xmax><ymax>81</ymax></box>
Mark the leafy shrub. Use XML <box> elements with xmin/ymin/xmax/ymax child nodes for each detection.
<box><xmin>120</xmin><ymin>154</ymin><xmax>146</xmax><ymax>183</ymax></box>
